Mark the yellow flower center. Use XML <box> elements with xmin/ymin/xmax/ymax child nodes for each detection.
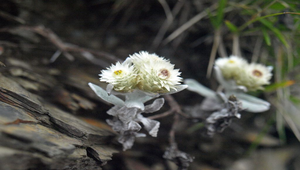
<box><xmin>228</xmin><ymin>60</ymin><xmax>235</xmax><ymax>64</ymax></box>
<box><xmin>114</xmin><ymin>70</ymin><xmax>123</xmax><ymax>75</ymax></box>
<box><xmin>158</xmin><ymin>69</ymin><xmax>170</xmax><ymax>78</ymax></box>
<box><xmin>252</xmin><ymin>70</ymin><xmax>262</xmax><ymax>77</ymax></box>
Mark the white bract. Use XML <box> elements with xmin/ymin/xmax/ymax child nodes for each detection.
<box><xmin>99</xmin><ymin>61</ymin><xmax>137</xmax><ymax>92</ymax></box>
<box><xmin>127</xmin><ymin>51</ymin><xmax>182</xmax><ymax>93</ymax></box>
<box><xmin>100</xmin><ymin>51</ymin><xmax>183</xmax><ymax>93</ymax></box>
<box><xmin>127</xmin><ymin>51</ymin><xmax>168</xmax><ymax>69</ymax></box>
<box><xmin>215</xmin><ymin>55</ymin><xmax>248</xmax><ymax>80</ymax></box>
<box><xmin>236</xmin><ymin>63</ymin><xmax>272</xmax><ymax>91</ymax></box>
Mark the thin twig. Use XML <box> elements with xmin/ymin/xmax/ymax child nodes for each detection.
<box><xmin>162</xmin><ymin>4</ymin><xmax>217</xmax><ymax>45</ymax></box>
<box><xmin>172</xmin><ymin>1</ymin><xmax>190</xmax><ymax>49</ymax></box>
<box><xmin>206</xmin><ymin>28</ymin><xmax>221</xmax><ymax>78</ymax></box>
<box><xmin>0</xmin><ymin>11</ymin><xmax>26</xmax><ymax>24</ymax></box>
<box><xmin>158</xmin><ymin>0</ymin><xmax>173</xmax><ymax>23</ymax></box>
<box><xmin>169</xmin><ymin>113</ymin><xmax>180</xmax><ymax>146</ymax></box>
<box><xmin>232</xmin><ymin>34</ymin><xmax>241</xmax><ymax>56</ymax></box>
<box><xmin>152</xmin><ymin>0</ymin><xmax>185</xmax><ymax>49</ymax></box>
<box><xmin>286</xmin><ymin>34</ymin><xmax>293</xmax><ymax>71</ymax></box>
<box><xmin>251</xmin><ymin>36</ymin><xmax>263</xmax><ymax>63</ymax></box>
<box><xmin>237</xmin><ymin>0</ymin><xmax>279</xmax><ymax>32</ymax></box>
<box><xmin>218</xmin><ymin>35</ymin><xmax>227</xmax><ymax>58</ymax></box>
<box><xmin>147</xmin><ymin>109</ymin><xmax>174</xmax><ymax>120</ymax></box>
<box><xmin>0</xmin><ymin>26</ymin><xmax>120</xmax><ymax>65</ymax></box>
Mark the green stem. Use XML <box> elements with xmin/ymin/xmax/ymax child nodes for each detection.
<box><xmin>238</xmin><ymin>12</ymin><xmax>300</xmax><ymax>32</ymax></box>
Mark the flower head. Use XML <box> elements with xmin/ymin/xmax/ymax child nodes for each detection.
<box><xmin>99</xmin><ymin>62</ymin><xmax>138</xmax><ymax>92</ymax></box>
<box><xmin>128</xmin><ymin>51</ymin><xmax>182</xmax><ymax>93</ymax></box>
<box><xmin>215</xmin><ymin>55</ymin><xmax>248</xmax><ymax>79</ymax></box>
<box><xmin>126</xmin><ymin>51</ymin><xmax>168</xmax><ymax>71</ymax></box>
<box><xmin>236</xmin><ymin>63</ymin><xmax>272</xmax><ymax>91</ymax></box>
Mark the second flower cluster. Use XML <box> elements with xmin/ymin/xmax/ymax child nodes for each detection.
<box><xmin>215</xmin><ymin>55</ymin><xmax>272</xmax><ymax>91</ymax></box>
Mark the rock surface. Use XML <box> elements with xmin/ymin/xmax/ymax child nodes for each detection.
<box><xmin>0</xmin><ymin>70</ymin><xmax>118</xmax><ymax>170</ymax></box>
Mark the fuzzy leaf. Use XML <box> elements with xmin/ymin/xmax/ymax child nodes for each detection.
<box><xmin>144</xmin><ymin>98</ymin><xmax>165</xmax><ymax>113</ymax></box>
<box><xmin>163</xmin><ymin>85</ymin><xmax>188</xmax><ymax>95</ymax></box>
<box><xmin>125</xmin><ymin>90</ymin><xmax>158</xmax><ymax>110</ymax></box>
<box><xmin>128</xmin><ymin>121</ymin><xmax>142</xmax><ymax>131</ymax></box>
<box><xmin>235</xmin><ymin>93</ymin><xmax>270</xmax><ymax>113</ymax></box>
<box><xmin>138</xmin><ymin>115</ymin><xmax>160</xmax><ymax>137</ymax></box>
<box><xmin>88</xmin><ymin>83</ymin><xmax>125</xmax><ymax>106</ymax></box>
<box><xmin>117</xmin><ymin>107</ymin><xmax>139</xmax><ymax>124</ymax></box>
<box><xmin>184</xmin><ymin>79</ymin><xmax>217</xmax><ymax>99</ymax></box>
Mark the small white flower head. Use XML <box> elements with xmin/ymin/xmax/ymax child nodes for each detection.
<box><xmin>99</xmin><ymin>62</ymin><xmax>138</xmax><ymax>92</ymax></box>
<box><xmin>236</xmin><ymin>63</ymin><xmax>272</xmax><ymax>91</ymax></box>
<box><xmin>127</xmin><ymin>51</ymin><xmax>168</xmax><ymax>69</ymax></box>
<box><xmin>215</xmin><ymin>55</ymin><xmax>248</xmax><ymax>79</ymax></box>
<box><xmin>129</xmin><ymin>51</ymin><xmax>182</xmax><ymax>93</ymax></box>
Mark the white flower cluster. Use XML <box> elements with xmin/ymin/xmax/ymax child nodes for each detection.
<box><xmin>99</xmin><ymin>51</ymin><xmax>182</xmax><ymax>93</ymax></box>
<box><xmin>215</xmin><ymin>55</ymin><xmax>272</xmax><ymax>91</ymax></box>
<box><xmin>90</xmin><ymin>51</ymin><xmax>187</xmax><ymax>150</ymax></box>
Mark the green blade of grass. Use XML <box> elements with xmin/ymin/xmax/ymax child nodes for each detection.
<box><xmin>225</xmin><ymin>20</ymin><xmax>238</xmax><ymax>33</ymax></box>
<box><xmin>290</xmin><ymin>96</ymin><xmax>300</xmax><ymax>105</ymax></box>
<box><xmin>238</xmin><ymin>12</ymin><xmax>300</xmax><ymax>32</ymax></box>
<box><xmin>210</xmin><ymin>0</ymin><xmax>227</xmax><ymax>28</ymax></box>
<box><xmin>259</xmin><ymin>18</ymin><xmax>289</xmax><ymax>48</ymax></box>
<box><xmin>276</xmin><ymin>111</ymin><xmax>286</xmax><ymax>144</ymax></box>
<box><xmin>265</xmin><ymin>80</ymin><xmax>295</xmax><ymax>92</ymax></box>
<box><xmin>216</xmin><ymin>0</ymin><xmax>227</xmax><ymax>28</ymax></box>
<box><xmin>262</xmin><ymin>28</ymin><xmax>271</xmax><ymax>46</ymax></box>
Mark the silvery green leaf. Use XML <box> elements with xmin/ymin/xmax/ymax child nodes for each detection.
<box><xmin>106</xmin><ymin>83</ymin><xmax>114</xmax><ymax>95</ymax></box>
<box><xmin>205</xmin><ymin>95</ymin><xmax>242</xmax><ymax>136</ymax></box>
<box><xmin>163</xmin><ymin>84</ymin><xmax>188</xmax><ymax>95</ymax></box>
<box><xmin>106</xmin><ymin>118</ymin><xmax>122</xmax><ymax>132</ymax></box>
<box><xmin>125</xmin><ymin>100</ymin><xmax>145</xmax><ymax>110</ymax></box>
<box><xmin>88</xmin><ymin>83</ymin><xmax>125</xmax><ymax>106</ymax></box>
<box><xmin>107</xmin><ymin>106</ymin><xmax>122</xmax><ymax>116</ymax></box>
<box><xmin>213</xmin><ymin>66</ymin><xmax>247</xmax><ymax>93</ymax></box>
<box><xmin>144</xmin><ymin>98</ymin><xmax>165</xmax><ymax>113</ymax></box>
<box><xmin>235</xmin><ymin>93</ymin><xmax>270</xmax><ymax>113</ymax></box>
<box><xmin>163</xmin><ymin>145</ymin><xmax>194</xmax><ymax>170</ymax></box>
<box><xmin>148</xmin><ymin>121</ymin><xmax>160</xmax><ymax>137</ymax></box>
<box><xmin>200</xmin><ymin>97</ymin><xmax>222</xmax><ymax>111</ymax></box>
<box><xmin>184</xmin><ymin>79</ymin><xmax>217</xmax><ymax>99</ymax></box>
<box><xmin>125</xmin><ymin>90</ymin><xmax>158</xmax><ymax>110</ymax></box>
<box><xmin>117</xmin><ymin>107</ymin><xmax>139</xmax><ymax>124</ymax></box>
<box><xmin>128</xmin><ymin>121</ymin><xmax>142</xmax><ymax>131</ymax></box>
<box><xmin>118</xmin><ymin>131</ymin><xmax>146</xmax><ymax>151</ymax></box>
<box><xmin>214</xmin><ymin>66</ymin><xmax>229</xmax><ymax>88</ymax></box>
<box><xmin>138</xmin><ymin>115</ymin><xmax>160</xmax><ymax>137</ymax></box>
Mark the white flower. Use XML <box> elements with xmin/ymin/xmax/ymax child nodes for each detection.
<box><xmin>99</xmin><ymin>62</ymin><xmax>138</xmax><ymax>92</ymax></box>
<box><xmin>236</xmin><ymin>63</ymin><xmax>272</xmax><ymax>91</ymax></box>
<box><xmin>215</xmin><ymin>55</ymin><xmax>248</xmax><ymax>79</ymax></box>
<box><xmin>128</xmin><ymin>51</ymin><xmax>182</xmax><ymax>93</ymax></box>
<box><xmin>126</xmin><ymin>51</ymin><xmax>168</xmax><ymax>69</ymax></box>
